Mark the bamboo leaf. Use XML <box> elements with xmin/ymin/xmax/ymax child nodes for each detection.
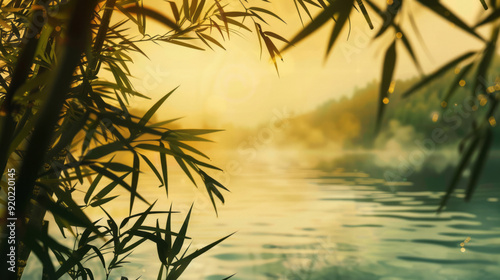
<box><xmin>263</xmin><ymin>31</ymin><xmax>290</xmax><ymax>44</ymax></box>
<box><xmin>123</xmin><ymin>5</ymin><xmax>180</xmax><ymax>31</ymax></box>
<box><xmin>473</xmin><ymin>25</ymin><xmax>499</xmax><ymax>95</ymax></box>
<box><xmin>443</xmin><ymin>62</ymin><xmax>474</xmax><ymax>103</ymax></box>
<box><xmin>438</xmin><ymin>136</ymin><xmax>481</xmax><ymax>212</ymax></box>
<box><xmin>192</xmin><ymin>0</ymin><xmax>206</xmax><ymax>22</ymax></box>
<box><xmin>168</xmin><ymin>1</ymin><xmax>180</xmax><ymax>22</ymax></box>
<box><xmin>84</xmin><ymin>141</ymin><xmax>127</xmax><ymax>160</ymax></box>
<box><xmin>326</xmin><ymin>1</ymin><xmax>353</xmax><ymax>55</ymax></box>
<box><xmin>90</xmin><ymin>195</ymin><xmax>119</xmax><ymax>207</ymax></box>
<box><xmin>355</xmin><ymin>0</ymin><xmax>373</xmax><ymax>29</ymax></box>
<box><xmin>190</xmin><ymin>0</ymin><xmax>199</xmax><ymax>17</ymax></box>
<box><xmin>171</xmin><ymin>148</ymin><xmax>198</xmax><ymax>186</ymax></box>
<box><xmin>417</xmin><ymin>0</ymin><xmax>484</xmax><ymax>41</ymax></box>
<box><xmin>162</xmin><ymin>39</ymin><xmax>206</xmax><ymax>51</ymax></box>
<box><xmin>196</xmin><ymin>32</ymin><xmax>214</xmax><ymax>50</ymax></box>
<box><xmin>169</xmin><ymin>205</ymin><xmax>193</xmax><ymax>263</ymax></box>
<box><xmin>99</xmin><ymin>162</ymin><xmax>135</xmax><ymax>173</ymax></box>
<box><xmin>264</xmin><ymin>35</ymin><xmax>282</xmax><ymax>75</ymax></box>
<box><xmin>296</xmin><ymin>0</ymin><xmax>313</xmax><ymax>20</ymax></box>
<box><xmin>89</xmin><ymin>165</ymin><xmax>149</xmax><ymax>205</ymax></box>
<box><xmin>91</xmin><ymin>172</ymin><xmax>130</xmax><ymax>202</ymax></box>
<box><xmin>223</xmin><ymin>11</ymin><xmax>254</xmax><ymax>18</ymax></box>
<box><xmin>130</xmin><ymin>153</ymin><xmax>140</xmax><ymax>213</ymax></box>
<box><xmin>476</xmin><ymin>8</ymin><xmax>500</xmax><ymax>27</ymax></box>
<box><xmin>140</xmin><ymin>153</ymin><xmax>164</xmax><ymax>186</ymax></box>
<box><xmin>200</xmin><ymin>170</ymin><xmax>229</xmax><ymax>215</ymax></box>
<box><xmin>395</xmin><ymin>26</ymin><xmax>423</xmax><ymax>74</ymax></box>
<box><xmin>480</xmin><ymin>0</ymin><xmax>488</xmax><ymax>10</ymax></box>
<box><xmin>284</xmin><ymin>0</ymin><xmax>355</xmax><ymax>53</ymax></box>
<box><xmin>210</xmin><ymin>19</ymin><xmax>225</xmax><ymax>39</ymax></box>
<box><xmin>183</xmin><ymin>0</ymin><xmax>190</xmax><ymax>20</ymax></box>
<box><xmin>376</xmin><ymin>40</ymin><xmax>397</xmax><ymax>134</ymax></box>
<box><xmin>156</xmin><ymin>220</ymin><xmax>168</xmax><ymax>265</ymax></box>
<box><xmin>139</xmin><ymin>87</ymin><xmax>178</xmax><ymax>127</ymax></box>
<box><xmin>214</xmin><ymin>0</ymin><xmax>229</xmax><ymax>38</ymax></box>
<box><xmin>249</xmin><ymin>7</ymin><xmax>286</xmax><ymax>23</ymax></box>
<box><xmin>160</xmin><ymin>141</ymin><xmax>169</xmax><ymax>196</ymax></box>
<box><xmin>199</xmin><ymin>32</ymin><xmax>226</xmax><ymax>50</ymax></box>
<box><xmin>173</xmin><ymin>232</ymin><xmax>234</xmax><ymax>266</ymax></box>
<box><xmin>85</xmin><ymin>173</ymin><xmax>103</xmax><ymax>205</ymax></box>
<box><xmin>220</xmin><ymin>16</ymin><xmax>252</xmax><ymax>31</ymax></box>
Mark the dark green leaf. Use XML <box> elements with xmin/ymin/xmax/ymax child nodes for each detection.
<box><xmin>443</xmin><ymin>62</ymin><xmax>474</xmax><ymax>103</ymax></box>
<box><xmin>162</xmin><ymin>39</ymin><xmax>206</xmax><ymax>50</ymax></box>
<box><xmin>169</xmin><ymin>205</ymin><xmax>192</xmax><ymax>263</ymax></box>
<box><xmin>123</xmin><ymin>5</ymin><xmax>180</xmax><ymax>31</ymax></box>
<box><xmin>140</xmin><ymin>153</ymin><xmax>164</xmax><ymax>186</ymax></box>
<box><xmin>130</xmin><ymin>153</ymin><xmax>140</xmax><ymax>213</ymax></box>
<box><xmin>90</xmin><ymin>195</ymin><xmax>119</xmax><ymax>207</ymax></box>
<box><xmin>193</xmin><ymin>0</ymin><xmax>206</xmax><ymax>22</ymax></box>
<box><xmin>476</xmin><ymin>8</ymin><xmax>500</xmax><ymax>27</ymax></box>
<box><xmin>473</xmin><ymin>25</ymin><xmax>499</xmax><ymax>95</ymax></box>
<box><xmin>326</xmin><ymin>1</ymin><xmax>353</xmax><ymax>55</ymax></box>
<box><xmin>89</xmin><ymin>165</ymin><xmax>149</xmax><ymax>205</ymax></box>
<box><xmin>84</xmin><ymin>141</ymin><xmax>126</xmax><ymax>160</ymax></box>
<box><xmin>249</xmin><ymin>7</ymin><xmax>286</xmax><ymax>23</ymax></box>
<box><xmin>438</xmin><ymin>136</ymin><xmax>481</xmax><ymax>212</ymax></box>
<box><xmin>465</xmin><ymin>128</ymin><xmax>493</xmax><ymax>201</ymax></box>
<box><xmin>92</xmin><ymin>173</ymin><xmax>130</xmax><ymax>203</ymax></box>
<box><xmin>480</xmin><ymin>0</ymin><xmax>488</xmax><ymax>10</ymax></box>
<box><xmin>376</xmin><ymin>41</ymin><xmax>397</xmax><ymax>134</ymax></box>
<box><xmin>355</xmin><ymin>0</ymin><xmax>373</xmax><ymax>29</ymax></box>
<box><xmin>160</xmin><ymin>141</ymin><xmax>169</xmax><ymax>196</ymax></box>
<box><xmin>85</xmin><ymin>173</ymin><xmax>103</xmax><ymax>205</ymax></box>
<box><xmin>173</xmin><ymin>232</ymin><xmax>234</xmax><ymax>266</ymax></box>
<box><xmin>417</xmin><ymin>0</ymin><xmax>484</xmax><ymax>41</ymax></box>
<box><xmin>283</xmin><ymin>0</ymin><xmax>355</xmax><ymax>53</ymax></box>
<box><xmin>169</xmin><ymin>1</ymin><xmax>180</xmax><ymax>22</ymax></box>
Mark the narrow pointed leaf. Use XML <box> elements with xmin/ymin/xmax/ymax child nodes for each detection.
<box><xmin>160</xmin><ymin>141</ymin><xmax>169</xmax><ymax>195</ymax></box>
<box><xmin>139</xmin><ymin>87</ymin><xmax>178</xmax><ymax>127</ymax></box>
<box><xmin>249</xmin><ymin>7</ymin><xmax>286</xmax><ymax>23</ymax></box>
<box><xmin>465</xmin><ymin>128</ymin><xmax>493</xmax><ymax>201</ymax></box>
<box><xmin>438</xmin><ymin>136</ymin><xmax>481</xmax><ymax>212</ymax></box>
<box><xmin>130</xmin><ymin>153</ymin><xmax>140</xmax><ymax>213</ymax></box>
<box><xmin>417</xmin><ymin>0</ymin><xmax>484</xmax><ymax>41</ymax></box>
<box><xmin>140</xmin><ymin>153</ymin><xmax>164</xmax><ymax>186</ymax></box>
<box><xmin>376</xmin><ymin>41</ymin><xmax>397</xmax><ymax>134</ymax></box>
<box><xmin>444</xmin><ymin>62</ymin><xmax>474</xmax><ymax>103</ymax></box>
<box><xmin>123</xmin><ymin>5</ymin><xmax>180</xmax><ymax>31</ymax></box>
<box><xmin>284</xmin><ymin>0</ymin><xmax>355</xmax><ymax>53</ymax></box>
<box><xmin>473</xmin><ymin>25</ymin><xmax>499</xmax><ymax>95</ymax></box>
<box><xmin>169</xmin><ymin>206</ymin><xmax>193</xmax><ymax>263</ymax></box>
<box><xmin>355</xmin><ymin>0</ymin><xmax>373</xmax><ymax>29</ymax></box>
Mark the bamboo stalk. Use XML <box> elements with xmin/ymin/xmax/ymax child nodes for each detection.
<box><xmin>0</xmin><ymin>1</ymin><xmax>98</xmax><ymax>279</ymax></box>
<box><xmin>0</xmin><ymin>0</ymin><xmax>49</xmax><ymax>176</ymax></box>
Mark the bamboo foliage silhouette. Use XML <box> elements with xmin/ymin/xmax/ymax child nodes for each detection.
<box><xmin>0</xmin><ymin>0</ymin><xmax>498</xmax><ymax>279</ymax></box>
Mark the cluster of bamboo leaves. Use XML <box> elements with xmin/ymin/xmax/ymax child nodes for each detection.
<box><xmin>282</xmin><ymin>0</ymin><xmax>500</xmax><ymax>211</ymax></box>
<box><xmin>1</xmin><ymin>0</ymin><xmax>498</xmax><ymax>278</ymax></box>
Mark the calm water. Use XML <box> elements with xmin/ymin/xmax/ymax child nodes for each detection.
<box><xmin>22</xmin><ymin>157</ymin><xmax>500</xmax><ymax>280</ymax></box>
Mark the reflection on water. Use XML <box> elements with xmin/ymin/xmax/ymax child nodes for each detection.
<box><xmin>22</xmin><ymin>158</ymin><xmax>500</xmax><ymax>280</ymax></box>
<box><xmin>131</xmin><ymin>163</ymin><xmax>499</xmax><ymax>280</ymax></box>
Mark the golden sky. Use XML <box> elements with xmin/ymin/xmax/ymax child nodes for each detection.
<box><xmin>118</xmin><ymin>0</ymin><xmax>487</xmax><ymax>128</ymax></box>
